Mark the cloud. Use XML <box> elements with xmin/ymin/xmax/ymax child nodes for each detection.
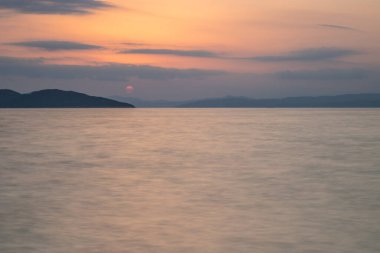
<box><xmin>120</xmin><ymin>49</ymin><xmax>222</xmax><ymax>58</ymax></box>
<box><xmin>7</xmin><ymin>40</ymin><xmax>104</xmax><ymax>51</ymax></box>
<box><xmin>275</xmin><ymin>68</ymin><xmax>368</xmax><ymax>81</ymax></box>
<box><xmin>123</xmin><ymin>42</ymin><xmax>147</xmax><ymax>47</ymax></box>
<box><xmin>251</xmin><ymin>48</ymin><xmax>360</xmax><ymax>62</ymax></box>
<box><xmin>0</xmin><ymin>56</ymin><xmax>224</xmax><ymax>81</ymax></box>
<box><xmin>0</xmin><ymin>0</ymin><xmax>113</xmax><ymax>15</ymax></box>
<box><xmin>318</xmin><ymin>24</ymin><xmax>357</xmax><ymax>31</ymax></box>
<box><xmin>120</xmin><ymin>47</ymin><xmax>361</xmax><ymax>63</ymax></box>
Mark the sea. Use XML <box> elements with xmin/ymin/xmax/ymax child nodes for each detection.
<box><xmin>0</xmin><ymin>109</ymin><xmax>379</xmax><ymax>253</ymax></box>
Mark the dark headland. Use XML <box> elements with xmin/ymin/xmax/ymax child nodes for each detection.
<box><xmin>0</xmin><ymin>89</ymin><xmax>134</xmax><ymax>108</ymax></box>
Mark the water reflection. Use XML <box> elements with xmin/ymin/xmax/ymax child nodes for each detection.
<box><xmin>0</xmin><ymin>109</ymin><xmax>379</xmax><ymax>253</ymax></box>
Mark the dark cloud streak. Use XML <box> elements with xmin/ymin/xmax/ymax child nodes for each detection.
<box><xmin>123</xmin><ymin>42</ymin><xmax>147</xmax><ymax>47</ymax></box>
<box><xmin>120</xmin><ymin>49</ymin><xmax>222</xmax><ymax>58</ymax></box>
<box><xmin>250</xmin><ymin>48</ymin><xmax>360</xmax><ymax>62</ymax></box>
<box><xmin>0</xmin><ymin>56</ymin><xmax>224</xmax><ymax>81</ymax></box>
<box><xmin>0</xmin><ymin>0</ymin><xmax>113</xmax><ymax>15</ymax></box>
<box><xmin>318</xmin><ymin>24</ymin><xmax>357</xmax><ymax>31</ymax></box>
<box><xmin>8</xmin><ymin>40</ymin><xmax>104</xmax><ymax>51</ymax></box>
<box><xmin>120</xmin><ymin>47</ymin><xmax>361</xmax><ymax>63</ymax></box>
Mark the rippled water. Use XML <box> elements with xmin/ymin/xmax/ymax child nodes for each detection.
<box><xmin>0</xmin><ymin>109</ymin><xmax>379</xmax><ymax>253</ymax></box>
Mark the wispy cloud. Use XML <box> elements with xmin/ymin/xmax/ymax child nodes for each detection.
<box><xmin>318</xmin><ymin>24</ymin><xmax>357</xmax><ymax>31</ymax></box>
<box><xmin>119</xmin><ymin>47</ymin><xmax>361</xmax><ymax>63</ymax></box>
<box><xmin>0</xmin><ymin>56</ymin><xmax>224</xmax><ymax>81</ymax></box>
<box><xmin>275</xmin><ymin>68</ymin><xmax>368</xmax><ymax>81</ymax></box>
<box><xmin>250</xmin><ymin>48</ymin><xmax>360</xmax><ymax>62</ymax></box>
<box><xmin>0</xmin><ymin>0</ymin><xmax>113</xmax><ymax>15</ymax></box>
<box><xmin>120</xmin><ymin>49</ymin><xmax>222</xmax><ymax>58</ymax></box>
<box><xmin>123</xmin><ymin>42</ymin><xmax>147</xmax><ymax>47</ymax></box>
<box><xmin>7</xmin><ymin>40</ymin><xmax>104</xmax><ymax>51</ymax></box>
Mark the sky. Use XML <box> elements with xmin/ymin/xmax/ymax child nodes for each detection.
<box><xmin>0</xmin><ymin>0</ymin><xmax>379</xmax><ymax>100</ymax></box>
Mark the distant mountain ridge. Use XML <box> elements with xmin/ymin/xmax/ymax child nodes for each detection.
<box><xmin>178</xmin><ymin>94</ymin><xmax>380</xmax><ymax>108</ymax></box>
<box><xmin>0</xmin><ymin>89</ymin><xmax>134</xmax><ymax>108</ymax></box>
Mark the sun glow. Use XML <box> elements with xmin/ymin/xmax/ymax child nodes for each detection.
<box><xmin>125</xmin><ymin>84</ymin><xmax>135</xmax><ymax>94</ymax></box>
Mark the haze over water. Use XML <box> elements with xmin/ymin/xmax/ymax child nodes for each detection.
<box><xmin>0</xmin><ymin>109</ymin><xmax>379</xmax><ymax>253</ymax></box>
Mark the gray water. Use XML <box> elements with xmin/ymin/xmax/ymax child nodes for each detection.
<box><xmin>0</xmin><ymin>109</ymin><xmax>379</xmax><ymax>253</ymax></box>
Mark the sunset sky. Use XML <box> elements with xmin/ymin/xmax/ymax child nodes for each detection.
<box><xmin>0</xmin><ymin>0</ymin><xmax>379</xmax><ymax>100</ymax></box>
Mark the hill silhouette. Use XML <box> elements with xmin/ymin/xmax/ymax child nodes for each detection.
<box><xmin>0</xmin><ymin>89</ymin><xmax>134</xmax><ymax>108</ymax></box>
<box><xmin>0</xmin><ymin>89</ymin><xmax>22</xmax><ymax>103</ymax></box>
<box><xmin>178</xmin><ymin>94</ymin><xmax>380</xmax><ymax>108</ymax></box>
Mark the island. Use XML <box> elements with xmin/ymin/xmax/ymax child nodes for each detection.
<box><xmin>0</xmin><ymin>89</ymin><xmax>135</xmax><ymax>108</ymax></box>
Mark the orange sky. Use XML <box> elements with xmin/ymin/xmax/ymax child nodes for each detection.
<box><xmin>0</xmin><ymin>0</ymin><xmax>379</xmax><ymax>99</ymax></box>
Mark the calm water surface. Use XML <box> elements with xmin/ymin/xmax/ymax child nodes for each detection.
<box><xmin>0</xmin><ymin>109</ymin><xmax>379</xmax><ymax>253</ymax></box>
